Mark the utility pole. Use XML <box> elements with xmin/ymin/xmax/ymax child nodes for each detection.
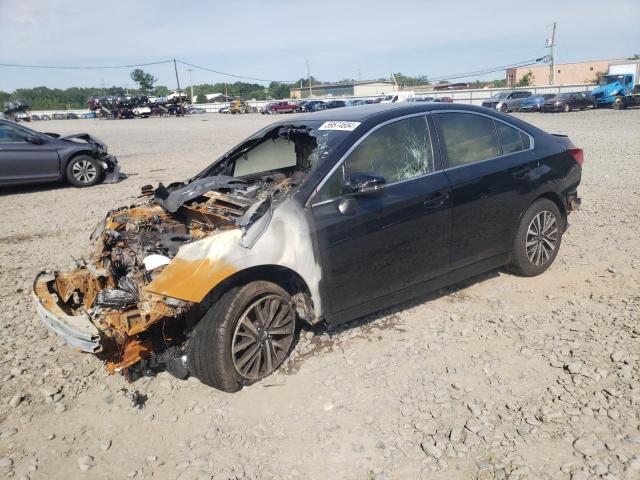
<box><xmin>306</xmin><ymin>60</ymin><xmax>312</xmax><ymax>97</ymax></box>
<box><xmin>547</xmin><ymin>22</ymin><xmax>557</xmax><ymax>85</ymax></box>
<box><xmin>187</xmin><ymin>68</ymin><xmax>194</xmax><ymax>104</ymax></box>
<box><xmin>173</xmin><ymin>58</ymin><xmax>183</xmax><ymax>115</ymax></box>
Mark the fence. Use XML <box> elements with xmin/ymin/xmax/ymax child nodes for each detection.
<box><xmin>413</xmin><ymin>84</ymin><xmax>596</xmax><ymax>105</ymax></box>
<box><xmin>26</xmin><ymin>83</ymin><xmax>598</xmax><ymax>116</ymax></box>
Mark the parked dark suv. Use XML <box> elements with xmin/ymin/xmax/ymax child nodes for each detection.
<box><xmin>34</xmin><ymin>103</ymin><xmax>582</xmax><ymax>392</ymax></box>
<box><xmin>482</xmin><ymin>90</ymin><xmax>532</xmax><ymax>112</ymax></box>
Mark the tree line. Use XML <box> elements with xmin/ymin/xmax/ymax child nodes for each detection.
<box><xmin>2</xmin><ymin>67</ymin><xmax>511</xmax><ymax>110</ymax></box>
<box><xmin>0</xmin><ymin>82</ymin><xmax>291</xmax><ymax>110</ymax></box>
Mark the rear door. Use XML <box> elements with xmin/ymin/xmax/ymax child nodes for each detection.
<box><xmin>0</xmin><ymin>123</ymin><xmax>60</xmax><ymax>185</ymax></box>
<box><xmin>311</xmin><ymin>114</ymin><xmax>452</xmax><ymax>314</ymax></box>
<box><xmin>570</xmin><ymin>93</ymin><xmax>580</xmax><ymax>109</ymax></box>
<box><xmin>432</xmin><ymin>111</ymin><xmax>536</xmax><ymax>268</ymax></box>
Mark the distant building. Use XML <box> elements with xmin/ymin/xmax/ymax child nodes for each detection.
<box><xmin>410</xmin><ymin>82</ymin><xmax>473</xmax><ymax>93</ymax></box>
<box><xmin>290</xmin><ymin>80</ymin><xmax>395</xmax><ymax>99</ymax></box>
<box><xmin>506</xmin><ymin>59</ymin><xmax>623</xmax><ymax>87</ymax></box>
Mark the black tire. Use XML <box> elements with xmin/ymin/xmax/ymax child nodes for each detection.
<box><xmin>612</xmin><ymin>98</ymin><xmax>625</xmax><ymax>110</ymax></box>
<box><xmin>500</xmin><ymin>103</ymin><xmax>508</xmax><ymax>113</ymax></box>
<box><xmin>563</xmin><ymin>103</ymin><xmax>571</xmax><ymax>113</ymax></box>
<box><xmin>188</xmin><ymin>280</ymin><xmax>296</xmax><ymax>392</ymax></box>
<box><xmin>65</xmin><ymin>155</ymin><xmax>103</xmax><ymax>187</ymax></box>
<box><xmin>508</xmin><ymin>199</ymin><xmax>564</xmax><ymax>277</ymax></box>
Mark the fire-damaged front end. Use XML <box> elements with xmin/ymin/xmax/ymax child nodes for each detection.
<box><xmin>32</xmin><ymin>121</ymin><xmax>341</xmax><ymax>380</ymax></box>
<box><xmin>33</xmin><ymin>176</ymin><xmax>293</xmax><ymax>377</ymax></box>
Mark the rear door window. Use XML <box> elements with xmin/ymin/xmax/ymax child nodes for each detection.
<box><xmin>495</xmin><ymin>121</ymin><xmax>529</xmax><ymax>154</ymax></box>
<box><xmin>435</xmin><ymin>113</ymin><xmax>501</xmax><ymax>167</ymax></box>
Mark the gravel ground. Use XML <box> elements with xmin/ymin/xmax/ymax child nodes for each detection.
<box><xmin>0</xmin><ymin>110</ymin><xmax>639</xmax><ymax>480</ymax></box>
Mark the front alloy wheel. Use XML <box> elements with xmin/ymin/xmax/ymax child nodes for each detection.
<box><xmin>232</xmin><ymin>294</ymin><xmax>295</xmax><ymax>380</ymax></box>
<box><xmin>188</xmin><ymin>280</ymin><xmax>297</xmax><ymax>392</ymax></box>
<box><xmin>65</xmin><ymin>155</ymin><xmax>102</xmax><ymax>187</ymax></box>
<box><xmin>526</xmin><ymin>210</ymin><xmax>558</xmax><ymax>266</ymax></box>
<box><xmin>73</xmin><ymin>159</ymin><xmax>97</xmax><ymax>184</ymax></box>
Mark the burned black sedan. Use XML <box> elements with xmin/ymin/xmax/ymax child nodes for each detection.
<box><xmin>0</xmin><ymin>118</ymin><xmax>121</xmax><ymax>187</ymax></box>
<box><xmin>34</xmin><ymin>104</ymin><xmax>582</xmax><ymax>392</ymax></box>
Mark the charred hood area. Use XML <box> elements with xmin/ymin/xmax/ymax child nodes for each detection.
<box><xmin>34</xmin><ymin>122</ymin><xmax>321</xmax><ymax>378</ymax></box>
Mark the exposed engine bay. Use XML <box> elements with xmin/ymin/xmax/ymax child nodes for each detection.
<box><xmin>33</xmin><ymin>122</ymin><xmax>325</xmax><ymax>378</ymax></box>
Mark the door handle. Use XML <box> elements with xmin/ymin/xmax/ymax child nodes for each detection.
<box><xmin>423</xmin><ymin>191</ymin><xmax>450</xmax><ymax>209</ymax></box>
<box><xmin>513</xmin><ymin>167</ymin><xmax>532</xmax><ymax>178</ymax></box>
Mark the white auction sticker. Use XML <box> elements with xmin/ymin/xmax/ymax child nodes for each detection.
<box><xmin>318</xmin><ymin>121</ymin><xmax>361</xmax><ymax>131</ymax></box>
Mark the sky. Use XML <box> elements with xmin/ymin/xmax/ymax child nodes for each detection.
<box><xmin>0</xmin><ymin>0</ymin><xmax>639</xmax><ymax>92</ymax></box>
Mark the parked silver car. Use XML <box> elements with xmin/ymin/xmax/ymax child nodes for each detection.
<box><xmin>0</xmin><ymin>119</ymin><xmax>121</xmax><ymax>187</ymax></box>
<box><xmin>482</xmin><ymin>90</ymin><xmax>532</xmax><ymax>112</ymax></box>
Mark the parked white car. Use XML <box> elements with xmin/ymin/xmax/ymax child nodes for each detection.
<box><xmin>380</xmin><ymin>91</ymin><xmax>415</xmax><ymax>103</ymax></box>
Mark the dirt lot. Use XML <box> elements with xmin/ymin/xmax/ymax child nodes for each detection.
<box><xmin>1</xmin><ymin>109</ymin><xmax>639</xmax><ymax>480</ymax></box>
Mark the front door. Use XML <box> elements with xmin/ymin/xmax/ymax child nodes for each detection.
<box><xmin>0</xmin><ymin>123</ymin><xmax>60</xmax><ymax>185</ymax></box>
<box><xmin>311</xmin><ymin>114</ymin><xmax>452</xmax><ymax>314</ymax></box>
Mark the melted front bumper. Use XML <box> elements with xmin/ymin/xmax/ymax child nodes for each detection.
<box><xmin>33</xmin><ymin>272</ymin><xmax>101</xmax><ymax>353</ymax></box>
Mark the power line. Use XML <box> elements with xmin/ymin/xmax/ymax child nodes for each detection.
<box><xmin>0</xmin><ymin>58</ymin><xmax>295</xmax><ymax>84</ymax></box>
<box><xmin>176</xmin><ymin>60</ymin><xmax>295</xmax><ymax>83</ymax></box>
<box><xmin>0</xmin><ymin>60</ymin><xmax>174</xmax><ymax>70</ymax></box>
<box><xmin>428</xmin><ymin>57</ymin><xmax>548</xmax><ymax>83</ymax></box>
<box><xmin>0</xmin><ymin>56</ymin><xmax>548</xmax><ymax>86</ymax></box>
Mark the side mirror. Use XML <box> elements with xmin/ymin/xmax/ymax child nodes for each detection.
<box><xmin>25</xmin><ymin>135</ymin><xmax>44</xmax><ymax>145</ymax></box>
<box><xmin>343</xmin><ymin>172</ymin><xmax>386</xmax><ymax>196</ymax></box>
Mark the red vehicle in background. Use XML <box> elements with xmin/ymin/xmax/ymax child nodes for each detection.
<box><xmin>262</xmin><ymin>101</ymin><xmax>299</xmax><ymax>114</ymax></box>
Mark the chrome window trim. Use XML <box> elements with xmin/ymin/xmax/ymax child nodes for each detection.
<box><xmin>306</xmin><ymin>111</ymin><xmax>435</xmax><ymax>208</ymax></box>
<box><xmin>430</xmin><ymin>109</ymin><xmax>535</xmax><ymax>173</ymax></box>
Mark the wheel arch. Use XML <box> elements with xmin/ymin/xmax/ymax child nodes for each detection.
<box><xmin>197</xmin><ymin>264</ymin><xmax>316</xmax><ymax>326</ymax></box>
<box><xmin>512</xmin><ymin>192</ymin><xmax>566</xmax><ymax>241</ymax></box>
<box><xmin>61</xmin><ymin>148</ymin><xmax>97</xmax><ymax>170</ymax></box>
<box><xmin>533</xmin><ymin>191</ymin><xmax>567</xmax><ymax>229</ymax></box>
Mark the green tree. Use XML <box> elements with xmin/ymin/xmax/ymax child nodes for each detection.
<box><xmin>268</xmin><ymin>82</ymin><xmax>290</xmax><ymax>99</ymax></box>
<box><xmin>516</xmin><ymin>70</ymin><xmax>534</xmax><ymax>87</ymax></box>
<box><xmin>391</xmin><ymin>72</ymin><xmax>429</xmax><ymax>86</ymax></box>
<box><xmin>196</xmin><ymin>93</ymin><xmax>208</xmax><ymax>103</ymax></box>
<box><xmin>296</xmin><ymin>76</ymin><xmax>320</xmax><ymax>87</ymax></box>
<box><xmin>130</xmin><ymin>69</ymin><xmax>157</xmax><ymax>94</ymax></box>
<box><xmin>152</xmin><ymin>85</ymin><xmax>171</xmax><ymax>96</ymax></box>
<box><xmin>590</xmin><ymin>71</ymin><xmax>606</xmax><ymax>84</ymax></box>
<box><xmin>627</xmin><ymin>53</ymin><xmax>640</xmax><ymax>60</ymax></box>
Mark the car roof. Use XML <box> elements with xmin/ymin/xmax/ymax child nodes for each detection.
<box><xmin>287</xmin><ymin>102</ymin><xmax>493</xmax><ymax>123</ymax></box>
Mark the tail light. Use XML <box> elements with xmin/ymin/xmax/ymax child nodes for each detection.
<box><xmin>568</xmin><ymin>148</ymin><xmax>584</xmax><ymax>167</ymax></box>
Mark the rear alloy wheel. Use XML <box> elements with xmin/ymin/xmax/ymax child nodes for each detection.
<box><xmin>508</xmin><ymin>199</ymin><xmax>563</xmax><ymax>276</ymax></box>
<box><xmin>525</xmin><ymin>211</ymin><xmax>559</xmax><ymax>266</ymax></box>
<box><xmin>189</xmin><ymin>281</ymin><xmax>296</xmax><ymax>392</ymax></box>
<box><xmin>65</xmin><ymin>155</ymin><xmax>102</xmax><ymax>187</ymax></box>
